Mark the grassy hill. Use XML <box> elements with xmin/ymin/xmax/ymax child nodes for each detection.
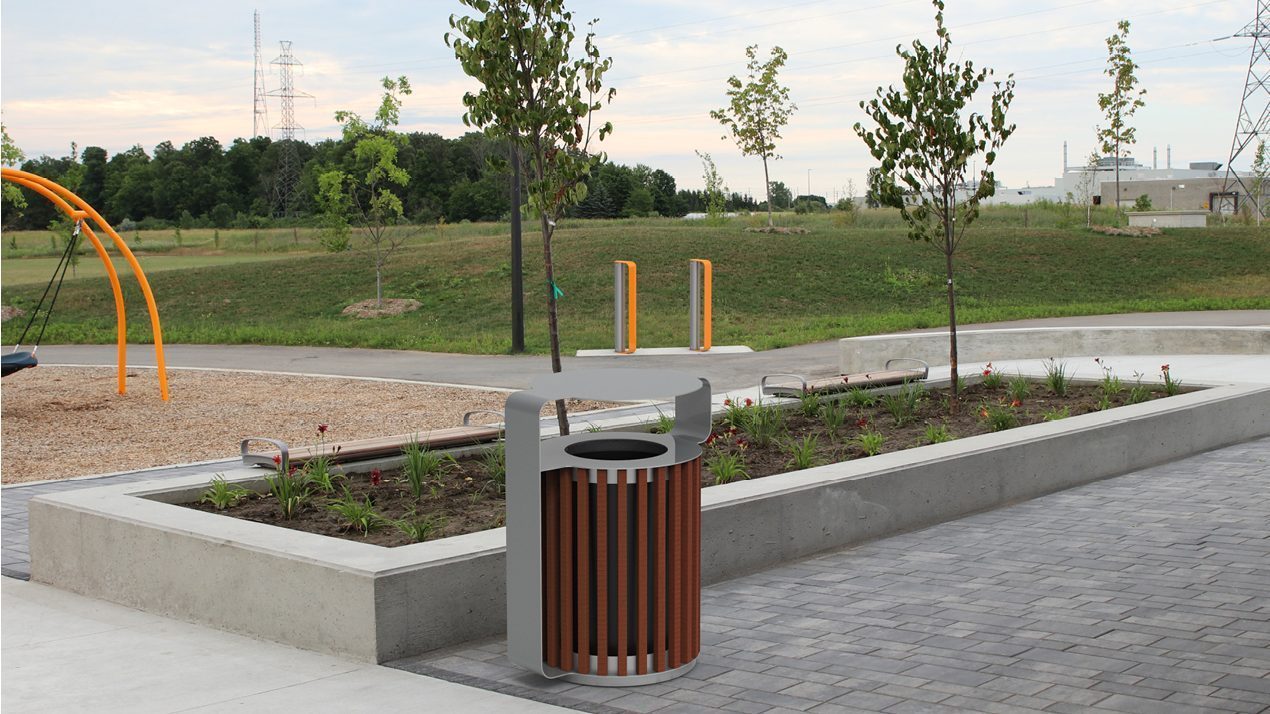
<box><xmin>2</xmin><ymin>211</ymin><xmax>1267</xmax><ymax>354</ymax></box>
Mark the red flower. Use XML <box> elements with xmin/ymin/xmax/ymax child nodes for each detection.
<box><xmin>855</xmin><ymin>417</ymin><xmax>869</xmax><ymax>428</ymax></box>
<box><xmin>317</xmin><ymin>423</ymin><xmax>328</xmax><ymax>434</ymax></box>
<box><xmin>288</xmin><ymin>465</ymin><xmax>298</xmax><ymax>477</ymax></box>
<box><xmin>704</xmin><ymin>433</ymin><xmax>717</xmax><ymax>445</ymax></box>
<box><xmin>723</xmin><ymin>398</ymin><xmax>732</xmax><ymax>407</ymax></box>
<box><xmin>982</xmin><ymin>369</ymin><xmax>992</xmax><ymax>377</ymax></box>
<box><xmin>272</xmin><ymin>454</ymin><xmax>282</xmax><ymax>467</ymax></box>
<box><xmin>727</xmin><ymin>426</ymin><xmax>738</xmax><ymax>435</ymax></box>
<box><xmin>735</xmin><ymin>437</ymin><xmax>749</xmax><ymax>450</ymax></box>
<box><xmin>744</xmin><ymin>398</ymin><xmax>753</xmax><ymax>407</ymax></box>
<box><xmin>1161</xmin><ymin>364</ymin><xmax>1170</xmax><ymax>372</ymax></box>
<box><xmin>370</xmin><ymin>468</ymin><xmax>382</xmax><ymax>487</ymax></box>
<box><xmin>979</xmin><ymin>407</ymin><xmax>989</xmax><ymax>418</ymax></box>
<box><xmin>1010</xmin><ymin>399</ymin><xmax>1022</xmax><ymax>408</ymax></box>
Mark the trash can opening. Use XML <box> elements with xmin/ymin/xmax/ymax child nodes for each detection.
<box><xmin>563</xmin><ymin>437</ymin><xmax>669</xmax><ymax>461</ymax></box>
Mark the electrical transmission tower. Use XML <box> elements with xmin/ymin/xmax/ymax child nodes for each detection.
<box><xmin>252</xmin><ymin>11</ymin><xmax>269</xmax><ymax>138</ymax></box>
<box><xmin>1222</xmin><ymin>0</ymin><xmax>1270</xmax><ymax>217</ymax></box>
<box><xmin>267</xmin><ymin>40</ymin><xmax>312</xmax><ymax>218</ymax></box>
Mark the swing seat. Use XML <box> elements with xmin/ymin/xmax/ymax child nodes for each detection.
<box><xmin>2</xmin><ymin>351</ymin><xmax>38</xmax><ymax>377</ymax></box>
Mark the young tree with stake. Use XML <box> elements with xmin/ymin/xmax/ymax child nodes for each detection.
<box><xmin>853</xmin><ymin>0</ymin><xmax>1015</xmax><ymax>410</ymax></box>
<box><xmin>317</xmin><ymin>76</ymin><xmax>416</xmax><ymax>309</ymax></box>
<box><xmin>447</xmin><ymin>0</ymin><xmax>616</xmax><ymax>436</ymax></box>
<box><xmin>711</xmin><ymin>45</ymin><xmax>797</xmax><ymax>228</ymax></box>
<box><xmin>1096</xmin><ymin>20</ymin><xmax>1146</xmax><ymax>219</ymax></box>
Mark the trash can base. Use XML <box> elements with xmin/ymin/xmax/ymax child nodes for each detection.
<box><xmin>560</xmin><ymin>659</ymin><xmax>696</xmax><ymax>687</ymax></box>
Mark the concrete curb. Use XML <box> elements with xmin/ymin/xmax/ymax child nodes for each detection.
<box><xmin>840</xmin><ymin>326</ymin><xmax>1270</xmax><ymax>375</ymax></box>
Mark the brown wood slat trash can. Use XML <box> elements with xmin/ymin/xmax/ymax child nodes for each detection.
<box><xmin>505</xmin><ymin>370</ymin><xmax>712</xmax><ymax>686</ymax></box>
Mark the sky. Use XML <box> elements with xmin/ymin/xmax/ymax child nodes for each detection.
<box><xmin>0</xmin><ymin>0</ymin><xmax>1252</xmax><ymax>199</ymax></box>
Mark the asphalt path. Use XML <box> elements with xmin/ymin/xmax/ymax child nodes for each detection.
<box><xmin>31</xmin><ymin>310</ymin><xmax>1270</xmax><ymax>391</ymax></box>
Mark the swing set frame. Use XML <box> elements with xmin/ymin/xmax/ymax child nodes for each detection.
<box><xmin>3</xmin><ymin>167</ymin><xmax>169</xmax><ymax>400</ymax></box>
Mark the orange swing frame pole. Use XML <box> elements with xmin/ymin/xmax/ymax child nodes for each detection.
<box><xmin>3</xmin><ymin>167</ymin><xmax>170</xmax><ymax>400</ymax></box>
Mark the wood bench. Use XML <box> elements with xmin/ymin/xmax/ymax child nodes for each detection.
<box><xmin>241</xmin><ymin>411</ymin><xmax>504</xmax><ymax>468</ymax></box>
<box><xmin>760</xmin><ymin>358</ymin><xmax>929</xmax><ymax>398</ymax></box>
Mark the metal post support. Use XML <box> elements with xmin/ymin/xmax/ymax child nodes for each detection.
<box><xmin>613</xmin><ymin>261</ymin><xmax>637</xmax><ymax>354</ymax></box>
<box><xmin>688</xmin><ymin>259</ymin><xmax>712</xmax><ymax>352</ymax></box>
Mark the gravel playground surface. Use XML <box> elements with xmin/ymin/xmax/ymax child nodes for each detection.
<box><xmin>0</xmin><ymin>366</ymin><xmax>593</xmax><ymax>484</ymax></box>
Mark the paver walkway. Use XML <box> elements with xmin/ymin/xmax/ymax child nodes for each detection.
<box><xmin>392</xmin><ymin>437</ymin><xmax>1270</xmax><ymax>713</ymax></box>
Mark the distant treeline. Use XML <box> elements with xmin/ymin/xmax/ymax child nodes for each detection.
<box><xmin>8</xmin><ymin>133</ymin><xmax>760</xmax><ymax>230</ymax></box>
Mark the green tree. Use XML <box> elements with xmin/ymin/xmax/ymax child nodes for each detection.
<box><xmin>624</xmin><ymin>184</ymin><xmax>654</xmax><ymax>216</ymax></box>
<box><xmin>1250</xmin><ymin>140</ymin><xmax>1268</xmax><ymax>225</ymax></box>
<box><xmin>1096</xmin><ymin>20</ymin><xmax>1146</xmax><ymax>218</ymax></box>
<box><xmin>317</xmin><ymin>76</ymin><xmax>416</xmax><ymax>307</ymax></box>
<box><xmin>711</xmin><ymin>45</ymin><xmax>797</xmax><ymax>227</ymax></box>
<box><xmin>853</xmin><ymin>0</ymin><xmax>1016</xmax><ymax>407</ymax></box>
<box><xmin>696</xmin><ymin>150</ymin><xmax>728</xmax><ymax>222</ymax></box>
<box><xmin>2</xmin><ymin>124</ymin><xmax>27</xmax><ymax>230</ymax></box>
<box><xmin>768</xmin><ymin>180</ymin><xmax>792</xmax><ymax>210</ymax></box>
<box><xmin>447</xmin><ymin>0</ymin><xmax>616</xmax><ymax>436</ymax></box>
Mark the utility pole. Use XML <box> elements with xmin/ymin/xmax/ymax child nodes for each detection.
<box><xmin>1223</xmin><ymin>0</ymin><xmax>1270</xmax><ymax>217</ymax></box>
<box><xmin>252</xmin><ymin>11</ymin><xmax>269</xmax><ymax>138</ymax></box>
<box><xmin>267</xmin><ymin>41</ymin><xmax>312</xmax><ymax>218</ymax></box>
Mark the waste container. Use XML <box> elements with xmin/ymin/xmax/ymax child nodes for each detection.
<box><xmin>505</xmin><ymin>369</ymin><xmax>711</xmax><ymax>686</ymax></box>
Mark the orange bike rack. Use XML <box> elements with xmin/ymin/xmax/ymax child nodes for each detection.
<box><xmin>2</xmin><ymin>168</ymin><xmax>170</xmax><ymax>400</ymax></box>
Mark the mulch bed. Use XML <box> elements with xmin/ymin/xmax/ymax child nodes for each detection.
<box><xmin>183</xmin><ymin>378</ymin><xmax>1184</xmax><ymax>548</ymax></box>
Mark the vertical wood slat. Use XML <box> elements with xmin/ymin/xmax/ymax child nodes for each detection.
<box><xmin>596</xmin><ymin>469</ymin><xmax>608</xmax><ymax>676</ymax></box>
<box><xmin>678</xmin><ymin>462</ymin><xmax>691</xmax><ymax>664</ymax></box>
<box><xmin>636</xmin><ymin>467</ymin><xmax>649</xmax><ymax>675</ymax></box>
<box><xmin>544</xmin><ymin>471</ymin><xmax>559</xmax><ymax>668</ymax></box>
<box><xmin>693</xmin><ymin>457</ymin><xmax>702</xmax><ymax>658</ymax></box>
<box><xmin>616</xmin><ymin>468</ymin><xmax>628</xmax><ymax>676</ymax></box>
<box><xmin>669</xmin><ymin>463</ymin><xmax>683</xmax><ymax>668</ymax></box>
<box><xmin>559</xmin><ymin>468</ymin><xmax>573</xmax><ymax>671</ymax></box>
<box><xmin>575</xmin><ymin>468</ymin><xmax>590</xmax><ymax>675</ymax></box>
<box><xmin>655</xmin><ymin>465</ymin><xmax>667</xmax><ymax>672</ymax></box>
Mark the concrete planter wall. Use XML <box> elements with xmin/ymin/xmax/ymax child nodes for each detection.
<box><xmin>29</xmin><ymin>382</ymin><xmax>1270</xmax><ymax>663</ymax></box>
<box><xmin>840</xmin><ymin>326</ymin><xmax>1269</xmax><ymax>376</ymax></box>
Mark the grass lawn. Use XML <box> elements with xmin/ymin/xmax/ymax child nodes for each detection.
<box><xmin>2</xmin><ymin>210</ymin><xmax>1267</xmax><ymax>354</ymax></box>
<box><xmin>1</xmin><ymin>253</ymin><xmax>319</xmax><ymax>286</ymax></box>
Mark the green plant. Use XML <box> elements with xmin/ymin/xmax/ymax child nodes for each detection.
<box><xmin>798</xmin><ymin>389</ymin><xmax>822</xmax><ymax>417</ymax></box>
<box><xmin>741</xmin><ymin>403</ymin><xmax>786</xmax><ymax>448</ymax></box>
<box><xmin>1043</xmin><ymin>358</ymin><xmax>1070</xmax><ymax>396</ymax></box>
<box><xmin>1006</xmin><ymin>373</ymin><xmax>1031</xmax><ymax>402</ymax></box>
<box><xmin>820</xmin><ymin>399</ymin><xmax>848</xmax><ymax>435</ymax></box>
<box><xmin>923</xmin><ymin>423</ymin><xmax>953</xmax><ymax>444</ymax></box>
<box><xmin>721</xmin><ymin>397</ymin><xmax>753</xmax><ymax>430</ymax></box>
<box><xmin>980</xmin><ymin>362</ymin><xmax>1004</xmax><ymax>389</ymax></box>
<box><xmin>1132</xmin><ymin>194</ymin><xmax>1152</xmax><ymax>212</ymax></box>
<box><xmin>1042</xmin><ymin>405</ymin><xmax>1071</xmax><ymax>421</ymax></box>
<box><xmin>705</xmin><ymin>451</ymin><xmax>750</xmax><ymax>485</ymax></box>
<box><xmin>200</xmin><ymin>474</ymin><xmax>250</xmax><ymax>510</ymax></box>
<box><xmin>265</xmin><ymin>457</ymin><xmax>309</xmax><ymax>520</ymax></box>
<box><xmin>854</xmin><ymin>431</ymin><xmax>884</xmax><ymax>456</ymax></box>
<box><xmin>394</xmin><ymin>512</ymin><xmax>448</xmax><ymax>543</ymax></box>
<box><xmin>648</xmin><ymin>408</ymin><xmax>675</xmax><ymax>434</ymax></box>
<box><xmin>881</xmin><ymin>381</ymin><xmax>924</xmax><ymax>427</ymax></box>
<box><xmin>302</xmin><ymin>423</ymin><xmax>341</xmax><ymax>494</ymax></box>
<box><xmin>979</xmin><ymin>402</ymin><xmax>1019</xmax><ymax>431</ymax></box>
<box><xmin>1096</xmin><ymin>394</ymin><xmax>1113</xmax><ymax>410</ymax></box>
<box><xmin>1127</xmin><ymin>372</ymin><xmax>1151</xmax><ymax>404</ymax></box>
<box><xmin>785</xmin><ymin>434</ymin><xmax>821</xmax><ymax>470</ymax></box>
<box><xmin>1161</xmin><ymin>363</ymin><xmax>1182</xmax><ymax>396</ymax></box>
<box><xmin>480</xmin><ymin>442</ymin><xmax>507</xmax><ymax>495</ymax></box>
<box><xmin>327</xmin><ymin>489</ymin><xmax>385</xmax><ymax>535</ymax></box>
<box><xmin>844</xmin><ymin>387</ymin><xmax>876</xmax><ymax>408</ymax></box>
<box><xmin>402</xmin><ymin>436</ymin><xmax>458</xmax><ymax>499</ymax></box>
<box><xmin>1094</xmin><ymin>357</ymin><xmax>1123</xmax><ymax>398</ymax></box>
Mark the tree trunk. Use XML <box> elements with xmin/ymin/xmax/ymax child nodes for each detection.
<box><xmin>1113</xmin><ymin>140</ymin><xmax>1120</xmax><ymax>223</ymax></box>
<box><xmin>762</xmin><ymin>156</ymin><xmax>773</xmax><ymax>227</ymax></box>
<box><xmin>375</xmin><ymin>267</ymin><xmax>382</xmax><ymax>308</ymax></box>
<box><xmin>509</xmin><ymin>143</ymin><xmax>525</xmax><ymax>353</ymax></box>
<box><xmin>540</xmin><ymin>214</ymin><xmax>569</xmax><ymax>436</ymax></box>
<box><xmin>944</xmin><ymin>193</ymin><xmax>959</xmax><ymax>413</ymax></box>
